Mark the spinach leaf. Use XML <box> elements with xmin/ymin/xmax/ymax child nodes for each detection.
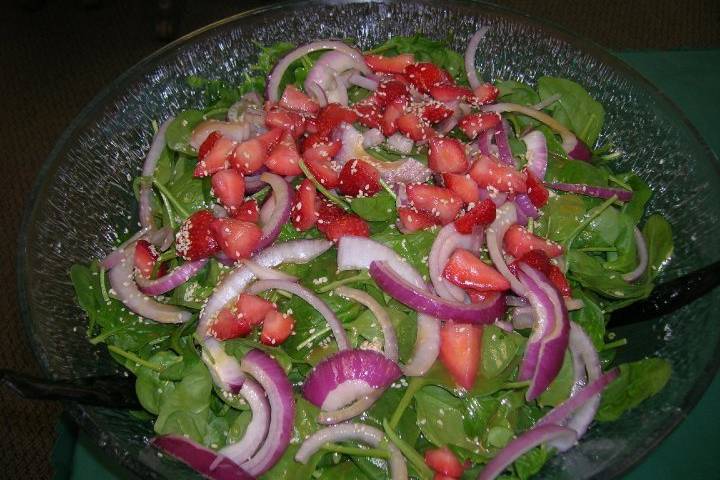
<box><xmin>371</xmin><ymin>227</ymin><xmax>437</xmax><ymax>278</ymax></box>
<box><xmin>496</xmin><ymin>80</ymin><xmax>540</xmax><ymax>131</ymax></box>
<box><xmin>351</xmin><ymin>191</ymin><xmax>397</xmax><ymax>222</ymax></box>
<box><xmin>619</xmin><ymin>173</ymin><xmax>652</xmax><ymax>224</ymax></box>
<box><xmin>135</xmin><ymin>351</ymin><xmax>181</xmax><ymax>414</ymax></box>
<box><xmin>569</xmin><ymin>289</ymin><xmax>606</xmax><ymax>349</ymax></box>
<box><xmin>567</xmin><ymin>250</ymin><xmax>654</xmax><ymax>301</ymax></box>
<box><xmin>513</xmin><ymin>446</ymin><xmax>550</xmax><ymax>480</ymax></box>
<box><xmin>317</xmin><ymin>462</ymin><xmax>370</xmax><ymax>480</ymax></box>
<box><xmin>545</xmin><ymin>156</ymin><xmax>609</xmax><ymax>186</ymax></box>
<box><xmin>642</xmin><ymin>214</ymin><xmax>673</xmax><ymax>281</ymax></box>
<box><xmin>163</xmin><ymin>154</ymin><xmax>211</xmax><ymax>216</ymax></box>
<box><xmin>166</xmin><ymin>110</ymin><xmax>205</xmax><ymax>155</ymax></box>
<box><xmin>346</xmin><ymin>307</ymin><xmax>417</xmax><ymax>363</ymax></box>
<box><xmin>481</xmin><ymin>325</ymin><xmax>523</xmax><ymax>379</ymax></box>
<box><xmin>415</xmin><ymin>386</ymin><xmax>479</xmax><ymax>451</ymax></box>
<box><xmin>537</xmin><ymin>77</ymin><xmax>605</xmax><ymax>147</ymax></box>
<box><xmin>538</xmin><ymin>352</ymin><xmax>574</xmax><ymax>407</ymax></box>
<box><xmin>596</xmin><ymin>358</ymin><xmax>671</xmax><ymax>422</ymax></box>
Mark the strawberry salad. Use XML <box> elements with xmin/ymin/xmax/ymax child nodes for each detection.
<box><xmin>71</xmin><ymin>30</ymin><xmax>674</xmax><ymax>480</ymax></box>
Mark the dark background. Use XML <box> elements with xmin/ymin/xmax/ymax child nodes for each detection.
<box><xmin>1</xmin><ymin>0</ymin><xmax>718</xmax><ymax>477</ymax></box>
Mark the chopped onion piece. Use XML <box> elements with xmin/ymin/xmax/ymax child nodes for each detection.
<box><xmin>136</xmin><ymin>258</ymin><xmax>208</xmax><ymax>296</ymax></box>
<box><xmin>219</xmin><ymin>378</ymin><xmax>270</xmax><ymax>465</ymax></box>
<box><xmin>623</xmin><ymin>227</ymin><xmax>648</xmax><ymax>282</ymax></box>
<box><xmin>151</xmin><ymin>435</ymin><xmax>254</xmax><ymax>480</ymax></box>
<box><xmin>464</xmin><ymin>27</ymin><xmax>489</xmax><ymax>89</ymax></box>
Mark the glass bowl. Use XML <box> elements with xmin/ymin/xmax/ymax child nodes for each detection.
<box><xmin>17</xmin><ymin>0</ymin><xmax>720</xmax><ymax>478</ymax></box>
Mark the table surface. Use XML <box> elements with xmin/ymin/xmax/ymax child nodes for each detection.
<box><xmin>52</xmin><ymin>48</ymin><xmax>720</xmax><ymax>480</ymax></box>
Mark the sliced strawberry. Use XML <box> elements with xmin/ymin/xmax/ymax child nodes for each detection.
<box><xmin>279</xmin><ymin>84</ymin><xmax>319</xmax><ymax>114</ymax></box>
<box><xmin>548</xmin><ymin>265</ymin><xmax>572</xmax><ymax>297</ymax></box>
<box><xmin>257</xmin><ymin>127</ymin><xmax>284</xmax><ymax>150</ymax></box>
<box><xmin>230</xmin><ymin>199</ymin><xmax>260</xmax><ymax>222</ymax></box>
<box><xmin>504</xmin><ymin>224</ymin><xmax>563</xmax><ymax>259</ymax></box>
<box><xmin>373</xmin><ymin>79</ymin><xmax>409</xmax><ymax>108</ymax></box>
<box><xmin>406</xmin><ymin>184</ymin><xmax>463</xmax><ymax>224</ymax></box>
<box><xmin>428</xmin><ymin>137</ymin><xmax>468</xmax><ymax>173</ymax></box>
<box><xmin>316</xmin><ymin>200</ymin><xmax>346</xmax><ymax>234</ymax></box>
<box><xmin>364</xmin><ymin>53</ymin><xmax>415</xmax><ymax>74</ymax></box>
<box><xmin>509</xmin><ymin>250</ymin><xmax>571</xmax><ymax>296</ymax></box>
<box><xmin>439</xmin><ymin>321</ymin><xmax>481</xmax><ymax>390</ymax></box>
<box><xmin>472</xmin><ymin>83</ymin><xmax>499</xmax><ymax>105</ymax></box>
<box><xmin>317</xmin><ymin>103</ymin><xmax>358</xmax><ymax>137</ymax></box>
<box><xmin>261</xmin><ymin>310</ymin><xmax>295</xmax><ymax>346</ymax></box>
<box><xmin>211</xmin><ymin>169</ymin><xmax>245</xmax><ymax>211</ymax></box>
<box><xmin>231</xmin><ymin>128</ymin><xmax>282</xmax><ymax>175</ymax></box>
<box><xmin>421</xmin><ymin>103</ymin><xmax>454</xmax><ymax>124</ymax></box>
<box><xmin>525</xmin><ymin>169</ymin><xmax>549</xmax><ymax>207</ymax></box>
<box><xmin>338</xmin><ymin>159</ymin><xmax>382</xmax><ymax>197</ymax></box>
<box><xmin>236</xmin><ymin>293</ymin><xmax>276</xmax><ymax>327</ymax></box>
<box><xmin>292</xmin><ymin>179</ymin><xmax>319</xmax><ymax>231</ymax></box>
<box><xmin>194</xmin><ymin>136</ymin><xmax>236</xmax><ymax>177</ymax></box>
<box><xmin>443</xmin><ymin>249</ymin><xmax>510</xmax><ymax>292</ymax></box>
<box><xmin>197</xmin><ymin>131</ymin><xmax>222</xmax><ymax>162</ymax></box>
<box><xmin>354</xmin><ymin>101</ymin><xmax>382</xmax><ymax>129</ymax></box>
<box><xmin>265</xmin><ymin>108</ymin><xmax>306</xmax><ymax>139</ymax></box>
<box><xmin>380</xmin><ymin>97</ymin><xmax>407</xmax><ymax>136</ymax></box>
<box><xmin>175</xmin><ymin>210</ymin><xmax>220</xmax><ymax>261</ymax></box>
<box><xmin>469</xmin><ymin>154</ymin><xmax>527</xmax><ymax>193</ymax></box>
<box><xmin>305</xmin><ymin>117</ymin><xmax>319</xmax><ymax>134</ymax></box>
<box><xmin>454</xmin><ymin>198</ymin><xmax>496</xmax><ymax>234</ymax></box>
<box><xmin>397</xmin><ymin>113</ymin><xmax>436</xmax><ymax>141</ymax></box>
<box><xmin>210</xmin><ymin>218</ymin><xmax>263</xmax><ymax>261</ymax></box>
<box><xmin>424</xmin><ymin>447</ymin><xmax>464</xmax><ymax>478</ymax></box>
<box><xmin>458</xmin><ymin>112</ymin><xmax>502</xmax><ymax>139</ymax></box>
<box><xmin>302</xmin><ymin>139</ymin><xmax>341</xmax><ymax>163</ymax></box>
<box><xmin>322</xmin><ymin>214</ymin><xmax>370</xmax><ymax>242</ymax></box>
<box><xmin>134</xmin><ymin>240</ymin><xmax>159</xmax><ymax>278</ymax></box>
<box><xmin>304</xmin><ymin>156</ymin><xmax>340</xmax><ymax>189</ymax></box>
<box><xmin>398</xmin><ymin>207</ymin><xmax>440</xmax><ymax>232</ymax></box>
<box><xmin>467</xmin><ymin>290</ymin><xmax>490</xmax><ymax>304</ymax></box>
<box><xmin>265</xmin><ymin>131</ymin><xmax>302</xmax><ymax>176</ymax></box>
<box><xmin>429</xmin><ymin>84</ymin><xmax>473</xmax><ymax>102</ymax></box>
<box><xmin>301</xmin><ymin>133</ymin><xmax>328</xmax><ymax>153</ymax></box>
<box><xmin>443</xmin><ymin>173</ymin><xmax>481</xmax><ymax>204</ymax></box>
<box><xmin>405</xmin><ymin>62</ymin><xmax>452</xmax><ymax>93</ymax></box>
<box><xmin>209</xmin><ymin>307</ymin><xmax>253</xmax><ymax>340</ymax></box>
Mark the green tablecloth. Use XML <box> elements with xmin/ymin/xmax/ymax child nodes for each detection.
<box><xmin>52</xmin><ymin>49</ymin><xmax>720</xmax><ymax>479</ymax></box>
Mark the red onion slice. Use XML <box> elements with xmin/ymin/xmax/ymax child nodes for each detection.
<box><xmin>102</xmin><ymin>227</ymin><xmax>151</xmax><ymax>269</ymax></box>
<box><xmin>140</xmin><ymin>118</ymin><xmax>173</xmax><ymax>229</ymax></box>
<box><xmin>464</xmin><ymin>27</ymin><xmax>489</xmax><ymax>89</ymax></box>
<box><xmin>429</xmin><ymin>223</ymin><xmax>483</xmax><ymax>302</ymax></box>
<box><xmin>548</xmin><ymin>182</ymin><xmax>633</xmax><ymax>202</ymax></box>
<box><xmin>198</xmin><ymin>240</ymin><xmax>332</xmax><ymax>337</ymax></box>
<box><xmin>437</xmin><ymin>100</ymin><xmax>462</xmax><ymax>134</ymax></box>
<box><xmin>295</xmin><ymin>423</ymin><xmax>407</xmax><ymax>480</ymax></box>
<box><xmin>190</xmin><ymin>120</ymin><xmax>251</xmax><ymax>150</ymax></box>
<box><xmin>494</xmin><ymin>119</ymin><xmax>515</xmax><ymax>166</ymax></box>
<box><xmin>108</xmin><ymin>249</ymin><xmax>191</xmax><ymax>323</ymax></box>
<box><xmin>522</xmin><ymin>130</ymin><xmax>548</xmax><ymax>180</ymax></box>
<box><xmin>532</xmin><ymin>93</ymin><xmax>561</xmax><ymax>111</ymax></box>
<box><xmin>477</xmin><ymin>425</ymin><xmax>577</xmax><ymax>480</ymax></box>
<box><xmin>486</xmin><ymin>202</ymin><xmax>526</xmax><ymax>295</ymax></box>
<box><xmin>386</xmin><ymin>133</ymin><xmax>414</xmax><ymax>155</ymax></box>
<box><xmin>363</xmin><ymin>128</ymin><xmax>386</xmax><ymax>149</ymax></box>
<box><xmin>136</xmin><ymin>258</ymin><xmax>208</xmax><ymax>296</ymax></box>
<box><xmin>219</xmin><ymin>378</ymin><xmax>270</xmax><ymax>465</ymax></box>
<box><xmin>369</xmin><ymin>261</ymin><xmax>505</xmax><ymax>324</ymax></box>
<box><xmin>349</xmin><ymin>72</ymin><xmax>379</xmax><ymax>91</ymax></box>
<box><xmin>515</xmin><ymin>194</ymin><xmax>540</xmax><ymax>222</ymax></box>
<box><xmin>254</xmin><ymin>173</ymin><xmax>292</xmax><ymax>253</ymax></box>
<box><xmin>303</xmin><ymin>349</ymin><xmax>401</xmax><ymax>410</ymax></box>
<box><xmin>335</xmin><ymin>286</ymin><xmax>399</xmax><ymax>362</ymax></box>
<box><xmin>623</xmin><ymin>227</ymin><xmax>648</xmax><ymax>282</ymax></box>
<box><xmin>151</xmin><ymin>435</ymin><xmax>254</xmax><ymax>480</ymax></box>
<box><xmin>201</xmin><ymin>337</ymin><xmax>246</xmax><ymax>394</ymax></box>
<box><xmin>317</xmin><ymin>391</ymin><xmax>382</xmax><ymax>425</ymax></box>
<box><xmin>247</xmin><ymin>279</ymin><xmax>350</xmax><ymax>350</ymax></box>
<box><xmin>476</xmin><ymin>129</ymin><xmax>497</xmax><ymax>156</ymax></box>
<box><xmin>240</xmin><ymin>259</ymin><xmax>297</xmax><ymax>282</ymax></box>
<box><xmin>227</xmin><ymin>92</ymin><xmax>263</xmax><ymax>123</ymax></box>
<box><xmin>240</xmin><ymin>349</ymin><xmax>295</xmax><ymax>476</ymax></box>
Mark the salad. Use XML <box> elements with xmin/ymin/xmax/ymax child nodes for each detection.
<box><xmin>71</xmin><ymin>30</ymin><xmax>674</xmax><ymax>480</ymax></box>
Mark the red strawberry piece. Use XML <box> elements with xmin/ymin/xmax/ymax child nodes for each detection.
<box><xmin>509</xmin><ymin>250</ymin><xmax>571</xmax><ymax>296</ymax></box>
<box><xmin>443</xmin><ymin>248</ymin><xmax>510</xmax><ymax>292</ymax></box>
<box><xmin>303</xmin><ymin>139</ymin><xmax>341</xmax><ymax>163</ymax></box>
<box><xmin>210</xmin><ymin>218</ymin><xmax>263</xmax><ymax>261</ymax></box>
<box><xmin>301</xmin><ymin>133</ymin><xmax>328</xmax><ymax>153</ymax></box>
<box><xmin>404</xmin><ymin>62</ymin><xmax>453</xmax><ymax>93</ymax></box>
<box><xmin>429</xmin><ymin>84</ymin><xmax>473</xmax><ymax>102</ymax></box>
<box><xmin>231</xmin><ymin>128</ymin><xmax>282</xmax><ymax>175</ymax></box>
<box><xmin>354</xmin><ymin>101</ymin><xmax>382</xmax><ymax>129</ymax></box>
<box><xmin>469</xmin><ymin>154</ymin><xmax>527</xmax><ymax>193</ymax></box>
<box><xmin>428</xmin><ymin>137</ymin><xmax>468</xmax><ymax>173</ymax></box>
<box><xmin>261</xmin><ymin>310</ymin><xmax>295</xmax><ymax>346</ymax></box>
<box><xmin>305</xmin><ymin>117</ymin><xmax>319</xmax><ymax>134</ymax></box>
<box><xmin>257</xmin><ymin>127</ymin><xmax>284</xmax><ymax>150</ymax></box>
<box><xmin>373</xmin><ymin>79</ymin><xmax>409</xmax><ymax>108</ymax></box>
<box><xmin>304</xmin><ymin>156</ymin><xmax>340</xmax><ymax>189</ymax></box>
<box><xmin>316</xmin><ymin>200</ymin><xmax>346</xmax><ymax>234</ymax></box>
<box><xmin>322</xmin><ymin>214</ymin><xmax>370</xmax><ymax>242</ymax></box>
<box><xmin>443</xmin><ymin>173</ymin><xmax>481</xmax><ymax>204</ymax></box>
<box><xmin>424</xmin><ymin>447</ymin><xmax>465</xmax><ymax>478</ymax></box>
<box><xmin>548</xmin><ymin>265</ymin><xmax>572</xmax><ymax>296</ymax></box>
<box><xmin>236</xmin><ymin>293</ymin><xmax>276</xmax><ymax>327</ymax></box>
<box><xmin>134</xmin><ymin>240</ymin><xmax>159</xmax><ymax>278</ymax></box>
<box><xmin>337</xmin><ymin>159</ymin><xmax>382</xmax><ymax>197</ymax></box>
<box><xmin>279</xmin><ymin>84</ymin><xmax>319</xmax><ymax>114</ymax></box>
<box><xmin>317</xmin><ymin>103</ymin><xmax>359</xmax><ymax>137</ymax></box>
<box><xmin>525</xmin><ymin>169</ymin><xmax>549</xmax><ymax>207</ymax></box>
<box><xmin>364</xmin><ymin>53</ymin><xmax>415</xmax><ymax>74</ymax></box>
<box><xmin>439</xmin><ymin>321</ymin><xmax>482</xmax><ymax>390</ymax></box>
<box><xmin>265</xmin><ymin>108</ymin><xmax>306</xmax><ymax>139</ymax></box>
<box><xmin>209</xmin><ymin>307</ymin><xmax>253</xmax><ymax>340</ymax></box>
<box><xmin>406</xmin><ymin>183</ymin><xmax>463</xmax><ymax>224</ymax></box>
<box><xmin>454</xmin><ymin>198</ymin><xmax>496</xmax><ymax>234</ymax></box>
<box><xmin>421</xmin><ymin>103</ymin><xmax>454</xmax><ymax>124</ymax></box>
<box><xmin>472</xmin><ymin>83</ymin><xmax>499</xmax><ymax>105</ymax></box>
<box><xmin>398</xmin><ymin>206</ymin><xmax>440</xmax><ymax>232</ymax></box>
<box><xmin>230</xmin><ymin>199</ymin><xmax>260</xmax><ymax>222</ymax></box>
<box><xmin>197</xmin><ymin>131</ymin><xmax>222</xmax><ymax>162</ymax></box>
<box><xmin>211</xmin><ymin>169</ymin><xmax>245</xmax><ymax>212</ymax></box>
<box><xmin>194</xmin><ymin>136</ymin><xmax>236</xmax><ymax>177</ymax></box>
<box><xmin>265</xmin><ymin>131</ymin><xmax>302</xmax><ymax>175</ymax></box>
<box><xmin>291</xmin><ymin>179</ymin><xmax>319</xmax><ymax>231</ymax></box>
<box><xmin>504</xmin><ymin>224</ymin><xmax>563</xmax><ymax>259</ymax></box>
<box><xmin>458</xmin><ymin>112</ymin><xmax>502</xmax><ymax>139</ymax></box>
<box><xmin>397</xmin><ymin>113</ymin><xmax>436</xmax><ymax>141</ymax></box>
<box><xmin>380</xmin><ymin>97</ymin><xmax>407</xmax><ymax>136</ymax></box>
<box><xmin>467</xmin><ymin>290</ymin><xmax>490</xmax><ymax>304</ymax></box>
<box><xmin>175</xmin><ymin>209</ymin><xmax>220</xmax><ymax>261</ymax></box>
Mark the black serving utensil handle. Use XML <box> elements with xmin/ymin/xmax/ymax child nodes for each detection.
<box><xmin>609</xmin><ymin>259</ymin><xmax>720</xmax><ymax>328</ymax></box>
<box><xmin>0</xmin><ymin>369</ymin><xmax>141</xmax><ymax>409</ymax></box>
